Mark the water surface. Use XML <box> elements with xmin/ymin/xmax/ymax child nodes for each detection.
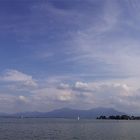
<box><xmin>0</xmin><ymin>118</ymin><xmax>139</xmax><ymax>140</ymax></box>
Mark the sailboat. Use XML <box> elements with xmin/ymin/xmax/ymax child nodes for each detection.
<box><xmin>77</xmin><ymin>116</ymin><xmax>80</xmax><ymax>121</ymax></box>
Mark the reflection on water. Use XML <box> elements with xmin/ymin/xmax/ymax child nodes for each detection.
<box><xmin>0</xmin><ymin>118</ymin><xmax>139</xmax><ymax>140</ymax></box>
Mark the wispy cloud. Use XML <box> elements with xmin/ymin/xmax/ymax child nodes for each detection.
<box><xmin>1</xmin><ymin>0</ymin><xmax>140</xmax><ymax>113</ymax></box>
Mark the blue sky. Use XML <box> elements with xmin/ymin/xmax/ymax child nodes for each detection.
<box><xmin>1</xmin><ymin>0</ymin><xmax>140</xmax><ymax>114</ymax></box>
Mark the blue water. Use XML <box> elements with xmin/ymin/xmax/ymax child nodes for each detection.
<box><xmin>0</xmin><ymin>118</ymin><xmax>139</xmax><ymax>140</ymax></box>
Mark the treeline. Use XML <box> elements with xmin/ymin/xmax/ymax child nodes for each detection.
<box><xmin>96</xmin><ymin>115</ymin><xmax>140</xmax><ymax>120</ymax></box>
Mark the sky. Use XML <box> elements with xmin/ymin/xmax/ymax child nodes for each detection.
<box><xmin>1</xmin><ymin>0</ymin><xmax>140</xmax><ymax>114</ymax></box>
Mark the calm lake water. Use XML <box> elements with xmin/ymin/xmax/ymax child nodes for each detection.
<box><xmin>0</xmin><ymin>118</ymin><xmax>140</xmax><ymax>140</ymax></box>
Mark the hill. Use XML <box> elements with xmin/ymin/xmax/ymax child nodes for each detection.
<box><xmin>9</xmin><ymin>107</ymin><xmax>126</xmax><ymax>119</ymax></box>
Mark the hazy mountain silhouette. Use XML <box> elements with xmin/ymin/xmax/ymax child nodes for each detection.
<box><xmin>8</xmin><ymin>107</ymin><xmax>126</xmax><ymax>118</ymax></box>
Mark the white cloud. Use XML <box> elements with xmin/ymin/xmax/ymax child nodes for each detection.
<box><xmin>58</xmin><ymin>83</ymin><xmax>70</xmax><ymax>89</ymax></box>
<box><xmin>0</xmin><ymin>78</ymin><xmax>140</xmax><ymax>114</ymax></box>
<box><xmin>75</xmin><ymin>81</ymin><xmax>88</xmax><ymax>89</ymax></box>
<box><xmin>18</xmin><ymin>95</ymin><xmax>29</xmax><ymax>103</ymax></box>
<box><xmin>0</xmin><ymin>69</ymin><xmax>37</xmax><ymax>87</ymax></box>
<box><xmin>23</xmin><ymin>80</ymin><xmax>138</xmax><ymax>113</ymax></box>
<box><xmin>57</xmin><ymin>91</ymin><xmax>73</xmax><ymax>101</ymax></box>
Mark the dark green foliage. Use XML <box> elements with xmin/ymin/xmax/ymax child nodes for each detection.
<box><xmin>97</xmin><ymin>115</ymin><xmax>140</xmax><ymax>120</ymax></box>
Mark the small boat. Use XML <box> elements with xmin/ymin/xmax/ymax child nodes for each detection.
<box><xmin>77</xmin><ymin>116</ymin><xmax>80</xmax><ymax>121</ymax></box>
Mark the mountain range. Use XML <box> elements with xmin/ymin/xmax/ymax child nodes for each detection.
<box><xmin>1</xmin><ymin>107</ymin><xmax>126</xmax><ymax>119</ymax></box>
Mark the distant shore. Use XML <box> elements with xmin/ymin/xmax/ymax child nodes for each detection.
<box><xmin>97</xmin><ymin>115</ymin><xmax>140</xmax><ymax>120</ymax></box>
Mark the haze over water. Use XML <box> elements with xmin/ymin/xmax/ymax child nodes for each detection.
<box><xmin>0</xmin><ymin>118</ymin><xmax>140</xmax><ymax>140</ymax></box>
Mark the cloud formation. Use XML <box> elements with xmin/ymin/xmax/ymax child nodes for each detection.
<box><xmin>0</xmin><ymin>70</ymin><xmax>37</xmax><ymax>87</ymax></box>
<box><xmin>0</xmin><ymin>72</ymin><xmax>140</xmax><ymax>114</ymax></box>
<box><xmin>0</xmin><ymin>0</ymin><xmax>140</xmax><ymax>114</ymax></box>
<box><xmin>0</xmin><ymin>69</ymin><xmax>139</xmax><ymax>114</ymax></box>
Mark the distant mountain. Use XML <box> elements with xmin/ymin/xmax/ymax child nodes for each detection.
<box><xmin>7</xmin><ymin>107</ymin><xmax>126</xmax><ymax>119</ymax></box>
<box><xmin>41</xmin><ymin>107</ymin><xmax>125</xmax><ymax>119</ymax></box>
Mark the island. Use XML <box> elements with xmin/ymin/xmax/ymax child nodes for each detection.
<box><xmin>96</xmin><ymin>115</ymin><xmax>140</xmax><ymax>120</ymax></box>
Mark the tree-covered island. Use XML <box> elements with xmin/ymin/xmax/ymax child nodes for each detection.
<box><xmin>97</xmin><ymin>115</ymin><xmax>140</xmax><ymax>120</ymax></box>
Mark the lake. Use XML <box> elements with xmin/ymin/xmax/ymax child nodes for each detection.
<box><xmin>0</xmin><ymin>118</ymin><xmax>139</xmax><ymax>140</ymax></box>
